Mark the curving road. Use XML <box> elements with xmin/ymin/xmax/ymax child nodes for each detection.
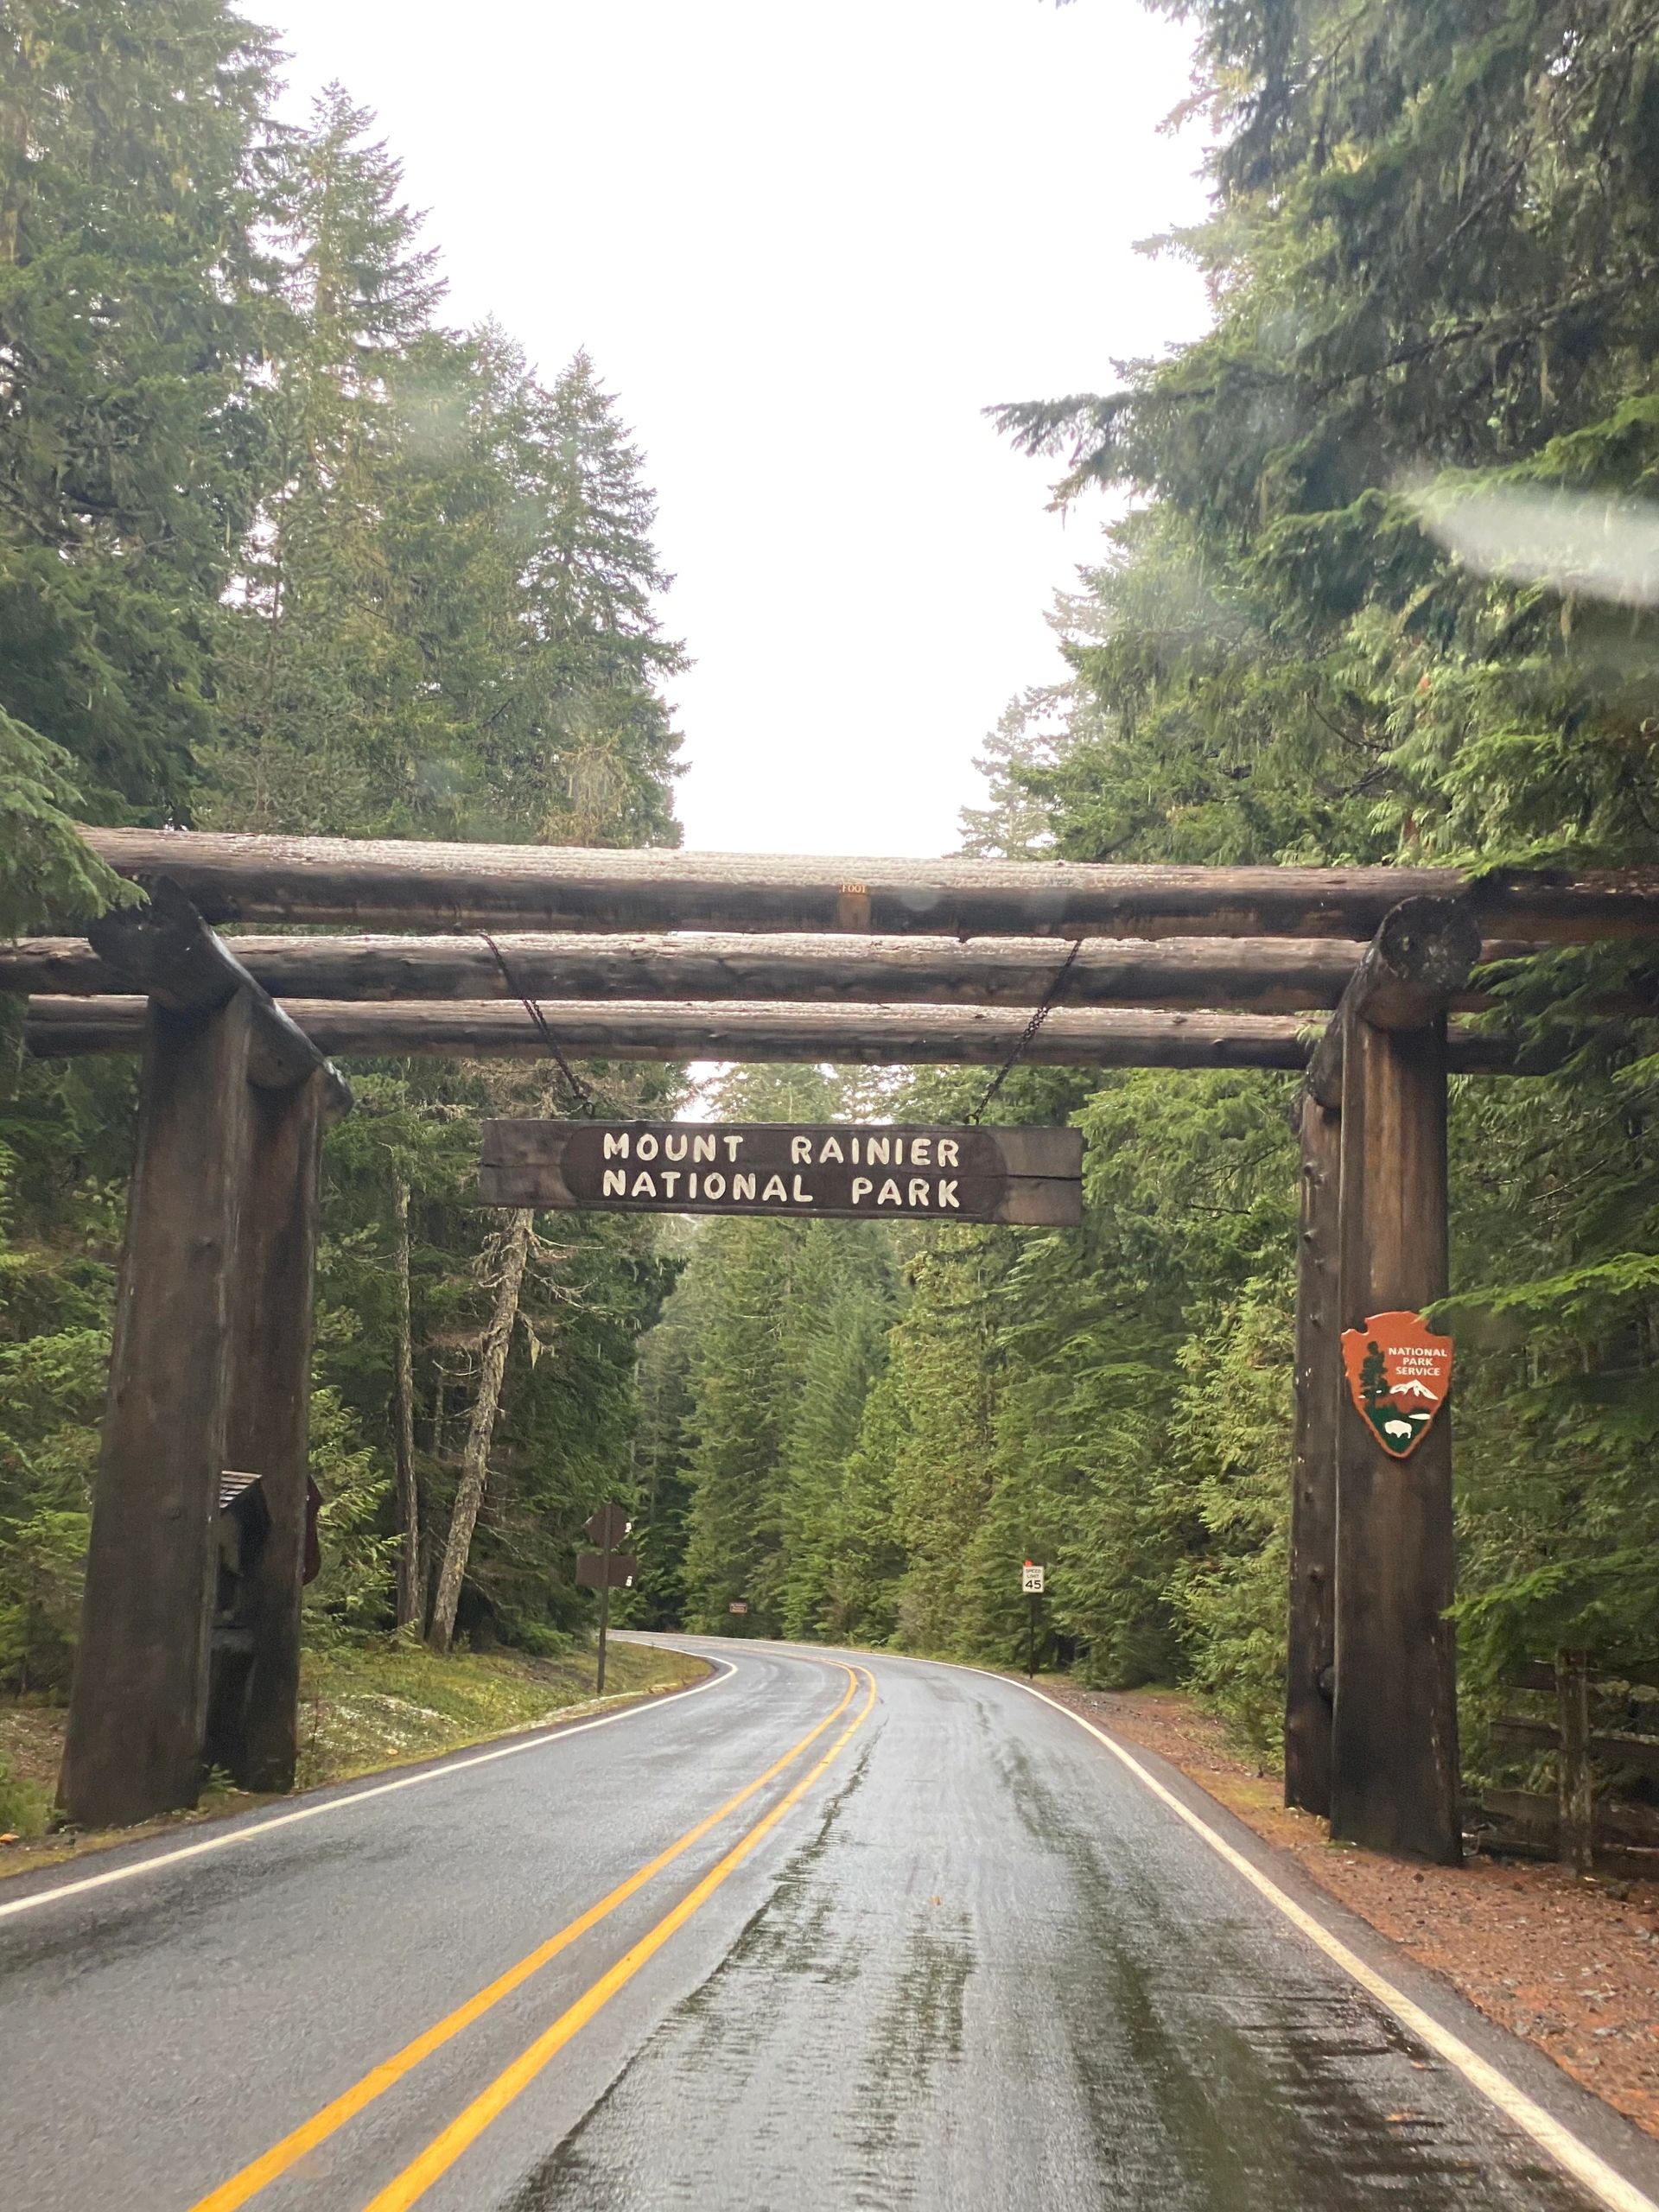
<box><xmin>2</xmin><ymin>1638</ymin><xmax>1656</xmax><ymax>2212</ymax></box>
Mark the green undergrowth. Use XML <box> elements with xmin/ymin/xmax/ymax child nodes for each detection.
<box><xmin>294</xmin><ymin>1636</ymin><xmax>708</xmax><ymax>1789</ymax></box>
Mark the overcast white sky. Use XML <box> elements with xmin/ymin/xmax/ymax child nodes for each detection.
<box><xmin>258</xmin><ymin>0</ymin><xmax>1211</xmax><ymax>858</ymax></box>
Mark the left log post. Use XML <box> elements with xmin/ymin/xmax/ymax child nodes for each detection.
<box><xmin>213</xmin><ymin>1067</ymin><xmax>332</xmax><ymax>1791</ymax></box>
<box><xmin>60</xmin><ymin>878</ymin><xmax>347</xmax><ymax>1827</ymax></box>
<box><xmin>60</xmin><ymin>994</ymin><xmax>255</xmax><ymax>1828</ymax></box>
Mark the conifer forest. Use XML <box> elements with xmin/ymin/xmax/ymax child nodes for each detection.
<box><xmin>7</xmin><ymin>0</ymin><xmax>1659</xmax><ymax>1823</ymax></box>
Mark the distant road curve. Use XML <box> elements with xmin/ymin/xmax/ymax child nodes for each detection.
<box><xmin>2</xmin><ymin>1637</ymin><xmax>1656</xmax><ymax>2212</ymax></box>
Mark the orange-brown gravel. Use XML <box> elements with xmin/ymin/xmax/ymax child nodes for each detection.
<box><xmin>1037</xmin><ymin>1681</ymin><xmax>1659</xmax><ymax>2142</ymax></box>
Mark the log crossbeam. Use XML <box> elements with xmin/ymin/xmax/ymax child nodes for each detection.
<box><xmin>73</xmin><ymin>827</ymin><xmax>1659</xmax><ymax>942</ymax></box>
<box><xmin>85</xmin><ymin>876</ymin><xmax>350</xmax><ymax>1110</ymax></box>
<box><xmin>0</xmin><ymin>926</ymin><xmax>1571</xmax><ymax>1014</ymax></box>
<box><xmin>22</xmin><ymin>993</ymin><xmax>1529</xmax><ymax>1074</ymax></box>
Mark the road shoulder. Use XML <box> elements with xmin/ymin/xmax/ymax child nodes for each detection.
<box><xmin>1035</xmin><ymin>1678</ymin><xmax>1659</xmax><ymax>2151</ymax></box>
<box><xmin>0</xmin><ymin>1637</ymin><xmax>711</xmax><ymax>1885</ymax></box>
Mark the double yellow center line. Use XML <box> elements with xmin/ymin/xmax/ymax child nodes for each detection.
<box><xmin>188</xmin><ymin>1661</ymin><xmax>877</xmax><ymax>2212</ymax></box>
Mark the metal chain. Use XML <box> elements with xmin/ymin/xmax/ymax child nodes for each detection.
<box><xmin>969</xmin><ymin>938</ymin><xmax>1085</xmax><ymax>1124</ymax></box>
<box><xmin>480</xmin><ymin>932</ymin><xmax>597</xmax><ymax>1115</ymax></box>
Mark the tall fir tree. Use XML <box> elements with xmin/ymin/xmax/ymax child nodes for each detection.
<box><xmin>0</xmin><ymin>0</ymin><xmax>277</xmax><ymax>824</ymax></box>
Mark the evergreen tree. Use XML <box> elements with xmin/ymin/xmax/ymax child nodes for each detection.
<box><xmin>0</xmin><ymin>0</ymin><xmax>277</xmax><ymax>823</ymax></box>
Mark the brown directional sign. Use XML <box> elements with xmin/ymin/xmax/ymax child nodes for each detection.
<box><xmin>576</xmin><ymin>1550</ymin><xmax>638</xmax><ymax>1590</ymax></box>
<box><xmin>584</xmin><ymin>1503</ymin><xmax>632</xmax><ymax>1549</ymax></box>
<box><xmin>479</xmin><ymin>1122</ymin><xmax>1083</xmax><ymax>1226</ymax></box>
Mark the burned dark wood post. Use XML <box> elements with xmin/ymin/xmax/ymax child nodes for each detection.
<box><xmin>1285</xmin><ymin>1090</ymin><xmax>1340</xmax><ymax>1815</ymax></box>
<box><xmin>212</xmin><ymin>1066</ymin><xmax>337</xmax><ymax>1790</ymax></box>
<box><xmin>1323</xmin><ymin>899</ymin><xmax>1477</xmax><ymax>1865</ymax></box>
<box><xmin>61</xmin><ymin>994</ymin><xmax>255</xmax><ymax>1829</ymax></box>
<box><xmin>60</xmin><ymin>881</ymin><xmax>347</xmax><ymax>1827</ymax></box>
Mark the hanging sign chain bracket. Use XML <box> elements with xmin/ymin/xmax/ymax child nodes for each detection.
<box><xmin>969</xmin><ymin>938</ymin><xmax>1084</xmax><ymax>1124</ymax></box>
<box><xmin>480</xmin><ymin>931</ymin><xmax>599</xmax><ymax>1115</ymax></box>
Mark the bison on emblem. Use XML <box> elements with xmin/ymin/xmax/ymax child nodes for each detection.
<box><xmin>1339</xmin><ymin>1309</ymin><xmax>1453</xmax><ymax>1460</ymax></box>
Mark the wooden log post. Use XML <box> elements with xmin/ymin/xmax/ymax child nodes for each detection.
<box><xmin>208</xmin><ymin>1068</ymin><xmax>332</xmax><ymax>1791</ymax></box>
<box><xmin>1328</xmin><ymin>898</ymin><xmax>1474</xmax><ymax>1865</ymax></box>
<box><xmin>1557</xmin><ymin>1649</ymin><xmax>1595</xmax><ymax>1876</ymax></box>
<box><xmin>1285</xmin><ymin>1092</ymin><xmax>1340</xmax><ymax>1815</ymax></box>
<box><xmin>60</xmin><ymin>995</ymin><xmax>255</xmax><ymax>1828</ymax></box>
<box><xmin>60</xmin><ymin>881</ymin><xmax>347</xmax><ymax>1826</ymax></box>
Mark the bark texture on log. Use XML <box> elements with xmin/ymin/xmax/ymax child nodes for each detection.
<box><xmin>83</xmin><ymin>874</ymin><xmax>348</xmax><ymax>1100</ymax></box>
<box><xmin>0</xmin><ymin>927</ymin><xmax>1549</xmax><ymax>1010</ymax></box>
<box><xmin>429</xmin><ymin>1210</ymin><xmax>533</xmax><ymax>1653</ymax></box>
<box><xmin>1306</xmin><ymin>899</ymin><xmax>1485</xmax><ymax>1110</ymax></box>
<box><xmin>60</xmin><ymin>996</ymin><xmax>254</xmax><ymax>1829</ymax></box>
<box><xmin>1332</xmin><ymin>1006</ymin><xmax>1462</xmax><ymax>1865</ymax></box>
<box><xmin>391</xmin><ymin>1177</ymin><xmax>422</xmax><ymax>1633</ymax></box>
<box><xmin>213</xmin><ymin>1068</ymin><xmax>327</xmax><ymax>1792</ymax></box>
<box><xmin>76</xmin><ymin>826</ymin><xmax>1659</xmax><ymax>941</ymax></box>
<box><xmin>22</xmin><ymin>994</ymin><xmax>1526</xmax><ymax>1074</ymax></box>
<box><xmin>1285</xmin><ymin>1094</ymin><xmax>1340</xmax><ymax>1818</ymax></box>
<box><xmin>1557</xmin><ymin>1649</ymin><xmax>1595</xmax><ymax>1877</ymax></box>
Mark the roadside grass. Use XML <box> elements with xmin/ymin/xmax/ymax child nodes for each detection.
<box><xmin>294</xmin><ymin>1635</ymin><xmax>706</xmax><ymax>1788</ymax></box>
<box><xmin>0</xmin><ymin>1634</ymin><xmax>708</xmax><ymax>1876</ymax></box>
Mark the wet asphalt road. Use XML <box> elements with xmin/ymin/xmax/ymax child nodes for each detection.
<box><xmin>3</xmin><ymin>1640</ymin><xmax>1656</xmax><ymax>2212</ymax></box>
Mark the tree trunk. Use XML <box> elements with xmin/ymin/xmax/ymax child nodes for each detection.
<box><xmin>391</xmin><ymin>1175</ymin><xmax>422</xmax><ymax>1631</ymax></box>
<box><xmin>428</xmin><ymin>1209</ymin><xmax>533</xmax><ymax>1652</ymax></box>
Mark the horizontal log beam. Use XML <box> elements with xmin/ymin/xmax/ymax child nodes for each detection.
<box><xmin>1305</xmin><ymin>899</ymin><xmax>1483</xmax><ymax>1110</ymax></box>
<box><xmin>26</xmin><ymin>995</ymin><xmax>1525</xmax><ymax>1075</ymax></box>
<box><xmin>76</xmin><ymin>827</ymin><xmax>1659</xmax><ymax>943</ymax></box>
<box><xmin>84</xmin><ymin>877</ymin><xmax>350</xmax><ymax>1109</ymax></box>
<box><xmin>0</xmin><ymin>927</ymin><xmax>1564</xmax><ymax>1013</ymax></box>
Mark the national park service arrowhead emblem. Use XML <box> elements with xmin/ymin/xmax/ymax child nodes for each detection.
<box><xmin>1340</xmin><ymin>1310</ymin><xmax>1453</xmax><ymax>1459</ymax></box>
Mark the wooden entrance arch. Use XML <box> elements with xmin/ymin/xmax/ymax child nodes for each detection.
<box><xmin>10</xmin><ymin>831</ymin><xmax>1656</xmax><ymax>1850</ymax></box>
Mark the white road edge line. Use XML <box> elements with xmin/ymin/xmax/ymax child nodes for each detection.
<box><xmin>1010</xmin><ymin>1675</ymin><xmax>1658</xmax><ymax>2212</ymax></box>
<box><xmin>0</xmin><ymin>1655</ymin><xmax>735</xmax><ymax>1925</ymax></box>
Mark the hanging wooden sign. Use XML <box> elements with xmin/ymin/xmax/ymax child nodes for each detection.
<box><xmin>1340</xmin><ymin>1309</ymin><xmax>1453</xmax><ymax>1459</ymax></box>
<box><xmin>479</xmin><ymin>1121</ymin><xmax>1083</xmax><ymax>1225</ymax></box>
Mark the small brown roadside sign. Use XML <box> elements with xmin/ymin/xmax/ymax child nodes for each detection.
<box><xmin>585</xmin><ymin>1502</ymin><xmax>632</xmax><ymax>1549</ymax></box>
<box><xmin>575</xmin><ymin>1551</ymin><xmax>638</xmax><ymax>1590</ymax></box>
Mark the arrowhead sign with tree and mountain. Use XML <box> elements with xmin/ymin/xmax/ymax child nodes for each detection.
<box><xmin>1339</xmin><ymin>1311</ymin><xmax>1453</xmax><ymax>1459</ymax></box>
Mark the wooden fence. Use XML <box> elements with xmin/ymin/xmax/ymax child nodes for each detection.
<box><xmin>1469</xmin><ymin>1653</ymin><xmax>1659</xmax><ymax>1872</ymax></box>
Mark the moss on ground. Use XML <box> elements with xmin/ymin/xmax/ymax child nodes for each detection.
<box><xmin>295</xmin><ymin>1636</ymin><xmax>705</xmax><ymax>1787</ymax></box>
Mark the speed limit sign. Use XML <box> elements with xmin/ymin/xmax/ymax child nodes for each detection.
<box><xmin>1021</xmin><ymin>1561</ymin><xmax>1046</xmax><ymax>1595</ymax></box>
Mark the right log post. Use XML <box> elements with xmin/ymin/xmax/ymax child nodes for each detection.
<box><xmin>1285</xmin><ymin>1090</ymin><xmax>1339</xmax><ymax>1816</ymax></box>
<box><xmin>1310</xmin><ymin>897</ymin><xmax>1478</xmax><ymax>1865</ymax></box>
